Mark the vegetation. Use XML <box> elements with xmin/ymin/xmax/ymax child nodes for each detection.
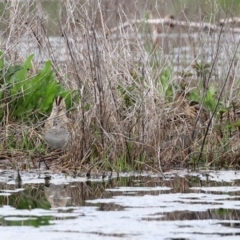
<box><xmin>0</xmin><ymin>0</ymin><xmax>240</xmax><ymax>174</ymax></box>
<box><xmin>0</xmin><ymin>52</ymin><xmax>77</xmax><ymax>123</ymax></box>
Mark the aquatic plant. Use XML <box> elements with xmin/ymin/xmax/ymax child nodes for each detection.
<box><xmin>0</xmin><ymin>52</ymin><xmax>78</xmax><ymax>123</ymax></box>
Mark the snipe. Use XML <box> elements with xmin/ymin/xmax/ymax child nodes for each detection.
<box><xmin>44</xmin><ymin>97</ymin><xmax>71</xmax><ymax>150</ymax></box>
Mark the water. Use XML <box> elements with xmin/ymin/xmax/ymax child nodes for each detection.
<box><xmin>0</xmin><ymin>170</ymin><xmax>240</xmax><ymax>239</ymax></box>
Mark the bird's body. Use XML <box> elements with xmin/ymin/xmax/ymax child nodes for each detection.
<box><xmin>44</xmin><ymin>97</ymin><xmax>71</xmax><ymax>150</ymax></box>
<box><xmin>44</xmin><ymin>126</ymin><xmax>69</xmax><ymax>149</ymax></box>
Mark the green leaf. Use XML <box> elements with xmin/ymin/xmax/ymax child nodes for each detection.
<box><xmin>23</xmin><ymin>54</ymin><xmax>34</xmax><ymax>70</ymax></box>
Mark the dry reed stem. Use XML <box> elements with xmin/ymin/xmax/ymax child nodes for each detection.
<box><xmin>0</xmin><ymin>1</ymin><xmax>240</xmax><ymax>172</ymax></box>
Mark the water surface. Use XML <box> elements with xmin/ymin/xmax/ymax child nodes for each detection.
<box><xmin>0</xmin><ymin>170</ymin><xmax>240</xmax><ymax>239</ymax></box>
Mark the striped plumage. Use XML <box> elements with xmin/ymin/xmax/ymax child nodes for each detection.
<box><xmin>44</xmin><ymin>97</ymin><xmax>71</xmax><ymax>150</ymax></box>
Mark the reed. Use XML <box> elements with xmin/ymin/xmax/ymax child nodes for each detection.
<box><xmin>0</xmin><ymin>0</ymin><xmax>240</xmax><ymax>173</ymax></box>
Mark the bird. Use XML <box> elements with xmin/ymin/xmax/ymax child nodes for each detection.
<box><xmin>150</xmin><ymin>13</ymin><xmax>175</xmax><ymax>48</ymax></box>
<box><xmin>44</xmin><ymin>127</ymin><xmax>69</xmax><ymax>149</ymax></box>
<box><xmin>43</xmin><ymin>97</ymin><xmax>71</xmax><ymax>150</ymax></box>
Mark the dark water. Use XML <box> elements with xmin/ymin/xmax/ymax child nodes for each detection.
<box><xmin>0</xmin><ymin>170</ymin><xmax>240</xmax><ymax>239</ymax></box>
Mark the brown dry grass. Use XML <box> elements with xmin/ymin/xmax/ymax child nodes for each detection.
<box><xmin>1</xmin><ymin>0</ymin><xmax>240</xmax><ymax>173</ymax></box>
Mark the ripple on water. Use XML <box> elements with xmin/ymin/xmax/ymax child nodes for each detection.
<box><xmin>0</xmin><ymin>170</ymin><xmax>239</xmax><ymax>239</ymax></box>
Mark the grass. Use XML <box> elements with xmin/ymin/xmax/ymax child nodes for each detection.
<box><xmin>0</xmin><ymin>0</ymin><xmax>240</xmax><ymax>174</ymax></box>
